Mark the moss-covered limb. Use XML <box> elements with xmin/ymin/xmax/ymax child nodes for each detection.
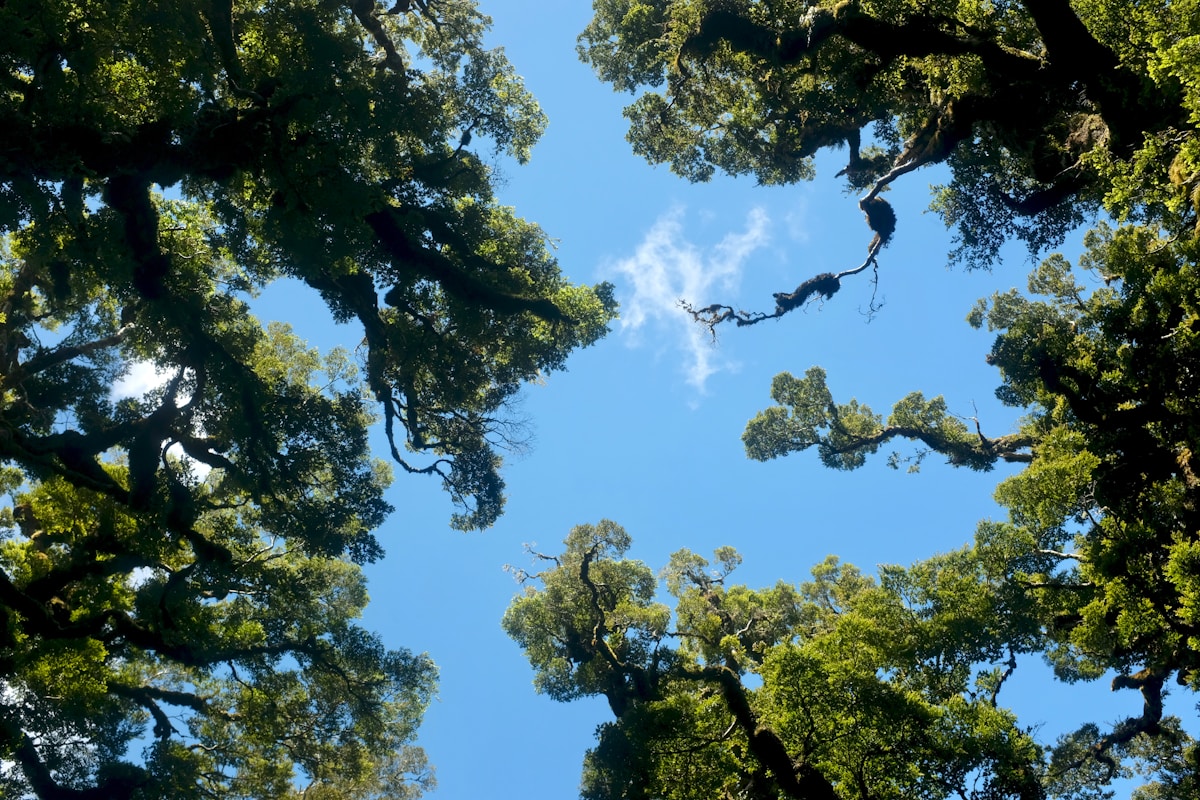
<box><xmin>743</xmin><ymin>367</ymin><xmax>1032</xmax><ymax>471</ymax></box>
<box><xmin>684</xmin><ymin>252</ymin><xmax>879</xmax><ymax>329</ymax></box>
<box><xmin>819</xmin><ymin>422</ymin><xmax>1033</xmax><ymax>470</ymax></box>
<box><xmin>1017</xmin><ymin>0</ymin><xmax>1179</xmax><ymax>148</ymax></box>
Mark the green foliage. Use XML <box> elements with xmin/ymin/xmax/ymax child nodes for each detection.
<box><xmin>506</xmin><ymin>524</ymin><xmax>1070</xmax><ymax>800</ymax></box>
<box><xmin>581</xmin><ymin>0</ymin><xmax>1198</xmax><ymax>281</ymax></box>
<box><xmin>503</xmin><ymin>521</ymin><xmax>670</xmax><ymax>707</ymax></box>
<box><xmin>743</xmin><ymin>367</ymin><xmax>1022</xmax><ymax>472</ymax></box>
<box><xmin>728</xmin><ymin>226</ymin><xmax>1200</xmax><ymax>796</ymax></box>
<box><xmin>0</xmin><ymin>1</ymin><xmax>615</xmax><ymax>797</ymax></box>
<box><xmin>1</xmin><ymin>0</ymin><xmax>616</xmax><ymax>533</ymax></box>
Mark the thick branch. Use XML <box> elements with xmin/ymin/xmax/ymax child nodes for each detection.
<box><xmin>677</xmin><ymin>664</ymin><xmax>841</xmax><ymax>800</ymax></box>
<box><xmin>0</xmin><ymin>567</ymin><xmax>114</xmax><ymax>640</ymax></box>
<box><xmin>1063</xmin><ymin>668</ymin><xmax>1168</xmax><ymax>779</ymax></box>
<box><xmin>1020</xmin><ymin>0</ymin><xmax>1117</xmax><ymax>74</ymax></box>
<box><xmin>349</xmin><ymin>0</ymin><xmax>407</xmax><ymax>74</ymax></box>
<box><xmin>201</xmin><ymin>0</ymin><xmax>245</xmax><ymax>88</ymax></box>
<box><xmin>1015</xmin><ymin>0</ymin><xmax>1170</xmax><ymax>147</ymax></box>
<box><xmin>578</xmin><ymin>545</ymin><xmax>616</xmax><ymax>660</ymax></box>
<box><xmin>107</xmin><ymin>682</ymin><xmax>239</xmax><ymax>761</ymax></box>
<box><xmin>0</xmin><ymin>715</ymin><xmax>148</xmax><ymax>800</ymax></box>
<box><xmin>174</xmin><ymin>433</ymin><xmax>238</xmax><ymax>475</ymax></box>
<box><xmin>368</xmin><ymin>206</ymin><xmax>568</xmax><ymax>323</ymax></box>
<box><xmin>14</xmin><ymin>324</ymin><xmax>135</xmax><ymax>381</ymax></box>
<box><xmin>822</xmin><ymin>423</ymin><xmax>1034</xmax><ymax>468</ymax></box>
<box><xmin>105</xmin><ymin>608</ymin><xmax>314</xmax><ymax>668</ymax></box>
<box><xmin>22</xmin><ymin>548</ymin><xmax>154</xmax><ymax>608</ymax></box>
<box><xmin>109</xmin><ymin>683</ymin><xmax>181</xmax><ymax>740</ymax></box>
<box><xmin>103</xmin><ymin>174</ymin><xmax>170</xmax><ymax>300</ymax></box>
<box><xmin>686</xmin><ymin>6</ymin><xmax>1040</xmax><ymax>85</ymax></box>
<box><xmin>577</xmin><ymin>545</ymin><xmax>656</xmax><ymax>714</ymax></box>
<box><xmin>989</xmin><ymin>649</ymin><xmax>1019</xmax><ymax>707</ymax></box>
<box><xmin>1036</xmin><ymin>549</ymin><xmax>1083</xmax><ymax>561</ymax></box>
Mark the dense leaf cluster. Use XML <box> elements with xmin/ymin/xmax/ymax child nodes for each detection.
<box><xmin>0</xmin><ymin>1</ymin><xmax>614</xmax><ymax>797</ymax></box>
<box><xmin>581</xmin><ymin>0</ymin><xmax>1199</xmax><ymax>307</ymax></box>
<box><xmin>506</xmin><ymin>523</ymin><xmax>1054</xmax><ymax>800</ymax></box>
<box><xmin>731</xmin><ymin>229</ymin><xmax>1200</xmax><ymax>796</ymax></box>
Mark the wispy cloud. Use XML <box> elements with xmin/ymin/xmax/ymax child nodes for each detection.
<box><xmin>608</xmin><ymin>207</ymin><xmax>770</xmax><ymax>391</ymax></box>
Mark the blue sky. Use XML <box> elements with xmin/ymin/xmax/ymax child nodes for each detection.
<box><xmin>248</xmin><ymin>5</ymin><xmax>1173</xmax><ymax>798</ymax></box>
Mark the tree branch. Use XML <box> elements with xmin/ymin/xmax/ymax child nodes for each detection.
<box><xmin>830</xmin><ymin>422</ymin><xmax>1033</xmax><ymax>468</ymax></box>
<box><xmin>685</xmin><ymin>6</ymin><xmax>1040</xmax><ymax>87</ymax></box>
<box><xmin>103</xmin><ymin>174</ymin><xmax>170</xmax><ymax>300</ymax></box>
<box><xmin>369</xmin><ymin>206</ymin><xmax>569</xmax><ymax>323</ymax></box>
<box><xmin>1059</xmin><ymin>668</ymin><xmax>1169</xmax><ymax>779</ymax></box>
<box><xmin>0</xmin><ymin>714</ymin><xmax>148</xmax><ymax>800</ymax></box>
<box><xmin>676</xmin><ymin>664</ymin><xmax>842</xmax><ymax>800</ymax></box>
<box><xmin>683</xmin><ymin>240</ymin><xmax>881</xmax><ymax>332</ymax></box>
<box><xmin>349</xmin><ymin>0</ymin><xmax>407</xmax><ymax>75</ymax></box>
<box><xmin>14</xmin><ymin>324</ymin><xmax>135</xmax><ymax>380</ymax></box>
<box><xmin>1035</xmin><ymin>549</ymin><xmax>1083</xmax><ymax>561</ymax></box>
<box><xmin>988</xmin><ymin>649</ymin><xmax>1019</xmax><ymax>707</ymax></box>
<box><xmin>1015</xmin><ymin>0</ymin><xmax>1170</xmax><ymax>148</ymax></box>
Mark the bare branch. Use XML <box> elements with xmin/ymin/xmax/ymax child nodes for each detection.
<box><xmin>1056</xmin><ymin>668</ymin><xmax>1169</xmax><ymax>779</ymax></box>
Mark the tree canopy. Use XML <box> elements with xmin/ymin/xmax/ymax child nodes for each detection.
<box><xmin>501</xmin><ymin>1</ymin><xmax>1200</xmax><ymax>798</ymax></box>
<box><xmin>505</xmin><ymin>521</ymin><xmax>1061</xmax><ymax>800</ymax></box>
<box><xmin>579</xmin><ymin>0</ymin><xmax>1200</xmax><ymax>318</ymax></box>
<box><xmin>7</xmin><ymin>0</ymin><xmax>1200</xmax><ymax>797</ymax></box>
<box><xmin>0</xmin><ymin>1</ymin><xmax>613</xmax><ymax>797</ymax></box>
<box><xmin>506</xmin><ymin>473</ymin><xmax>1198</xmax><ymax>799</ymax></box>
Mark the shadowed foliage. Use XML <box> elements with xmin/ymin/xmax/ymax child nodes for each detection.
<box><xmin>580</xmin><ymin>0</ymin><xmax>1200</xmax><ymax>318</ymax></box>
<box><xmin>0</xmin><ymin>1</ymin><xmax>614</xmax><ymax>797</ymax></box>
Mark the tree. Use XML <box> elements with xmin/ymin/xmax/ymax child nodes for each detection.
<box><xmin>579</xmin><ymin>0</ymin><xmax>1199</xmax><ymax>320</ymax></box>
<box><xmin>739</xmin><ymin>225</ymin><xmax>1200</xmax><ymax>794</ymax></box>
<box><xmin>0</xmin><ymin>1</ymin><xmax>613</xmax><ymax>797</ymax></box>
<box><xmin>505</xmin><ymin>522</ymin><xmax>1057</xmax><ymax>800</ymax></box>
<box><xmin>505</xmin><ymin>516</ymin><xmax>1197</xmax><ymax>799</ymax></box>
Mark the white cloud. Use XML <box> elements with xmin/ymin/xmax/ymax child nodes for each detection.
<box><xmin>111</xmin><ymin>360</ymin><xmax>168</xmax><ymax>400</ymax></box>
<box><xmin>608</xmin><ymin>207</ymin><xmax>770</xmax><ymax>391</ymax></box>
